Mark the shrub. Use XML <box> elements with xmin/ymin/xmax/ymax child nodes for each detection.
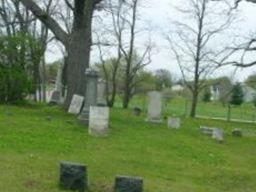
<box><xmin>230</xmin><ymin>83</ymin><xmax>244</xmax><ymax>106</ymax></box>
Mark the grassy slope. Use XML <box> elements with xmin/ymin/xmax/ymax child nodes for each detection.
<box><xmin>0</xmin><ymin>104</ymin><xmax>255</xmax><ymax>192</ymax></box>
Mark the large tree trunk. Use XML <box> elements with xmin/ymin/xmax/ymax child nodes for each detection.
<box><xmin>19</xmin><ymin>0</ymin><xmax>99</xmax><ymax>108</ymax></box>
<box><xmin>190</xmin><ymin>91</ymin><xmax>198</xmax><ymax>118</ymax></box>
<box><xmin>122</xmin><ymin>83</ymin><xmax>130</xmax><ymax>109</ymax></box>
<box><xmin>64</xmin><ymin>1</ymin><xmax>94</xmax><ymax>108</ymax></box>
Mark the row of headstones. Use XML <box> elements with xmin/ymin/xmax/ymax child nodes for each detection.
<box><xmin>145</xmin><ymin>91</ymin><xmax>181</xmax><ymax>128</ymax></box>
<box><xmin>60</xmin><ymin>162</ymin><xmax>143</xmax><ymax>192</ymax></box>
<box><xmin>50</xmin><ymin>68</ymin><xmax>110</xmax><ymax>136</ymax></box>
<box><xmin>200</xmin><ymin>126</ymin><xmax>243</xmax><ymax>143</ymax></box>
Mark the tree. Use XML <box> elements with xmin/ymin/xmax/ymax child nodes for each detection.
<box><xmin>17</xmin><ymin>0</ymin><xmax>103</xmax><ymax>107</ymax></box>
<box><xmin>0</xmin><ymin>0</ymin><xmax>58</xmax><ymax>102</ymax></box>
<box><xmin>154</xmin><ymin>69</ymin><xmax>172</xmax><ymax>91</ymax></box>
<box><xmin>167</xmin><ymin>0</ymin><xmax>235</xmax><ymax>117</ymax></box>
<box><xmin>230</xmin><ymin>83</ymin><xmax>244</xmax><ymax>106</ymax></box>
<box><xmin>202</xmin><ymin>86</ymin><xmax>211</xmax><ymax>102</ymax></box>
<box><xmin>99</xmin><ymin>0</ymin><xmax>152</xmax><ymax>109</ymax></box>
<box><xmin>245</xmin><ymin>74</ymin><xmax>256</xmax><ymax>89</ymax></box>
<box><xmin>216</xmin><ymin>77</ymin><xmax>233</xmax><ymax>106</ymax></box>
<box><xmin>0</xmin><ymin>33</ymin><xmax>42</xmax><ymax>103</ymax></box>
<box><xmin>95</xmin><ymin>57</ymin><xmax>122</xmax><ymax>107</ymax></box>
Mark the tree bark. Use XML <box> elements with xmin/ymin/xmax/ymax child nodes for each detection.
<box><xmin>19</xmin><ymin>0</ymin><xmax>100</xmax><ymax>107</ymax></box>
<box><xmin>65</xmin><ymin>0</ymin><xmax>95</xmax><ymax>107</ymax></box>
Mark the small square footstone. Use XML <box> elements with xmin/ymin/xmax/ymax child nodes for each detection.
<box><xmin>232</xmin><ymin>129</ymin><xmax>242</xmax><ymax>137</ymax></box>
<box><xmin>59</xmin><ymin>162</ymin><xmax>87</xmax><ymax>192</ymax></box>
<box><xmin>115</xmin><ymin>175</ymin><xmax>143</xmax><ymax>192</ymax></box>
<box><xmin>167</xmin><ymin>117</ymin><xmax>181</xmax><ymax>129</ymax></box>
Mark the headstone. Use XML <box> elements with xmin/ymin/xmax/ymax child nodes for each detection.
<box><xmin>89</xmin><ymin>106</ymin><xmax>109</xmax><ymax>136</ymax></box>
<box><xmin>212</xmin><ymin>128</ymin><xmax>224</xmax><ymax>143</ymax></box>
<box><xmin>79</xmin><ymin>68</ymin><xmax>98</xmax><ymax>125</ymax></box>
<box><xmin>97</xmin><ymin>79</ymin><xmax>107</xmax><ymax>106</ymax></box>
<box><xmin>68</xmin><ymin>94</ymin><xmax>85</xmax><ymax>115</ymax></box>
<box><xmin>59</xmin><ymin>162</ymin><xmax>87</xmax><ymax>192</ymax></box>
<box><xmin>115</xmin><ymin>175</ymin><xmax>143</xmax><ymax>192</ymax></box>
<box><xmin>199</xmin><ymin>126</ymin><xmax>214</xmax><ymax>136</ymax></box>
<box><xmin>167</xmin><ymin>117</ymin><xmax>181</xmax><ymax>129</ymax></box>
<box><xmin>55</xmin><ymin>64</ymin><xmax>63</xmax><ymax>93</ymax></box>
<box><xmin>146</xmin><ymin>91</ymin><xmax>162</xmax><ymax>123</ymax></box>
<box><xmin>45</xmin><ymin>116</ymin><xmax>52</xmax><ymax>121</ymax></box>
<box><xmin>133</xmin><ymin>107</ymin><xmax>142</xmax><ymax>116</ymax></box>
<box><xmin>49</xmin><ymin>90</ymin><xmax>61</xmax><ymax>104</ymax></box>
<box><xmin>232</xmin><ymin>129</ymin><xmax>242</xmax><ymax>137</ymax></box>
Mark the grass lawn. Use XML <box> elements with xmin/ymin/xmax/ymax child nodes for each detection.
<box><xmin>0</xmin><ymin>104</ymin><xmax>255</xmax><ymax>192</ymax></box>
<box><xmin>126</xmin><ymin>95</ymin><xmax>256</xmax><ymax>122</ymax></box>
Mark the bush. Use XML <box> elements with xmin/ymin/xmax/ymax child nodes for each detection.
<box><xmin>253</xmin><ymin>96</ymin><xmax>256</xmax><ymax>107</ymax></box>
<box><xmin>0</xmin><ymin>67</ymin><xmax>32</xmax><ymax>103</ymax></box>
<box><xmin>202</xmin><ymin>87</ymin><xmax>211</xmax><ymax>102</ymax></box>
<box><xmin>0</xmin><ymin>34</ymin><xmax>40</xmax><ymax>104</ymax></box>
<box><xmin>230</xmin><ymin>83</ymin><xmax>244</xmax><ymax>106</ymax></box>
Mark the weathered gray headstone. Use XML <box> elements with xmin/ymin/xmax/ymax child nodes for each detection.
<box><xmin>49</xmin><ymin>90</ymin><xmax>61</xmax><ymax>104</ymax></box>
<box><xmin>78</xmin><ymin>68</ymin><xmax>98</xmax><ymax>125</ymax></box>
<box><xmin>167</xmin><ymin>117</ymin><xmax>181</xmax><ymax>129</ymax></box>
<box><xmin>133</xmin><ymin>107</ymin><xmax>142</xmax><ymax>116</ymax></box>
<box><xmin>146</xmin><ymin>91</ymin><xmax>162</xmax><ymax>123</ymax></box>
<box><xmin>115</xmin><ymin>175</ymin><xmax>143</xmax><ymax>192</ymax></box>
<box><xmin>199</xmin><ymin>126</ymin><xmax>214</xmax><ymax>136</ymax></box>
<box><xmin>59</xmin><ymin>162</ymin><xmax>87</xmax><ymax>192</ymax></box>
<box><xmin>212</xmin><ymin>128</ymin><xmax>224</xmax><ymax>143</ymax></box>
<box><xmin>97</xmin><ymin>79</ymin><xmax>107</xmax><ymax>106</ymax></box>
<box><xmin>89</xmin><ymin>106</ymin><xmax>109</xmax><ymax>136</ymax></box>
<box><xmin>68</xmin><ymin>94</ymin><xmax>85</xmax><ymax>115</ymax></box>
<box><xmin>232</xmin><ymin>129</ymin><xmax>242</xmax><ymax>137</ymax></box>
<box><xmin>55</xmin><ymin>64</ymin><xmax>63</xmax><ymax>93</ymax></box>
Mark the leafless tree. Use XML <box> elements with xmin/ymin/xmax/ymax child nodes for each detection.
<box><xmin>167</xmin><ymin>0</ymin><xmax>236</xmax><ymax>117</ymax></box>
<box><xmin>95</xmin><ymin>0</ymin><xmax>152</xmax><ymax>109</ymax></box>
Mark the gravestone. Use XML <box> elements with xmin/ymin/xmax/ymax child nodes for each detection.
<box><xmin>146</xmin><ymin>91</ymin><xmax>162</xmax><ymax>123</ymax></box>
<box><xmin>212</xmin><ymin>128</ymin><xmax>224</xmax><ymax>143</ymax></box>
<box><xmin>78</xmin><ymin>68</ymin><xmax>98</xmax><ymax>125</ymax></box>
<box><xmin>49</xmin><ymin>90</ymin><xmax>61</xmax><ymax>104</ymax></box>
<box><xmin>55</xmin><ymin>64</ymin><xmax>63</xmax><ymax>93</ymax></box>
<box><xmin>167</xmin><ymin>117</ymin><xmax>181</xmax><ymax>129</ymax></box>
<box><xmin>89</xmin><ymin>106</ymin><xmax>109</xmax><ymax>136</ymax></box>
<box><xmin>97</xmin><ymin>79</ymin><xmax>107</xmax><ymax>106</ymax></box>
<box><xmin>232</xmin><ymin>129</ymin><xmax>242</xmax><ymax>137</ymax></box>
<box><xmin>59</xmin><ymin>162</ymin><xmax>87</xmax><ymax>192</ymax></box>
<box><xmin>115</xmin><ymin>175</ymin><xmax>143</xmax><ymax>192</ymax></box>
<box><xmin>199</xmin><ymin>126</ymin><xmax>214</xmax><ymax>136</ymax></box>
<box><xmin>133</xmin><ymin>107</ymin><xmax>142</xmax><ymax>116</ymax></box>
<box><xmin>68</xmin><ymin>94</ymin><xmax>85</xmax><ymax>115</ymax></box>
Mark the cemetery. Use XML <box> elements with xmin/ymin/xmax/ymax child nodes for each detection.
<box><xmin>1</xmin><ymin>0</ymin><xmax>256</xmax><ymax>192</ymax></box>
<box><xmin>0</xmin><ymin>97</ymin><xmax>256</xmax><ymax>191</ymax></box>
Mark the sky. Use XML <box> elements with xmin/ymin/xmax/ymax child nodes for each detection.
<box><xmin>46</xmin><ymin>0</ymin><xmax>256</xmax><ymax>82</ymax></box>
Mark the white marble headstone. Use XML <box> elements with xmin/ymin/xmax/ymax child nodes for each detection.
<box><xmin>167</xmin><ymin>117</ymin><xmax>181</xmax><ymax>129</ymax></box>
<box><xmin>97</xmin><ymin>79</ymin><xmax>106</xmax><ymax>105</ymax></box>
<box><xmin>89</xmin><ymin>106</ymin><xmax>109</xmax><ymax>136</ymax></box>
<box><xmin>212</xmin><ymin>128</ymin><xmax>224</xmax><ymax>142</ymax></box>
<box><xmin>146</xmin><ymin>91</ymin><xmax>162</xmax><ymax>123</ymax></box>
<box><xmin>68</xmin><ymin>95</ymin><xmax>84</xmax><ymax>114</ymax></box>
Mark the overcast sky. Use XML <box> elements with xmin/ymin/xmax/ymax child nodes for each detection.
<box><xmin>46</xmin><ymin>0</ymin><xmax>256</xmax><ymax>82</ymax></box>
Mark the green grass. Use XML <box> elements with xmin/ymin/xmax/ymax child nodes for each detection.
<box><xmin>126</xmin><ymin>95</ymin><xmax>256</xmax><ymax>122</ymax></box>
<box><xmin>0</xmin><ymin>104</ymin><xmax>255</xmax><ymax>192</ymax></box>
